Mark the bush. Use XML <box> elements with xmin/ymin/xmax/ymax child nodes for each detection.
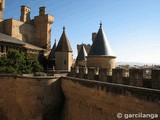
<box><xmin>0</xmin><ymin>66</ymin><xmax>6</xmax><ymax>73</ymax></box>
<box><xmin>0</xmin><ymin>49</ymin><xmax>43</xmax><ymax>74</ymax></box>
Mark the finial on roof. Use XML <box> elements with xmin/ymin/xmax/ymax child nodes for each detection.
<box><xmin>55</xmin><ymin>39</ymin><xmax>56</xmax><ymax>43</ymax></box>
<box><xmin>100</xmin><ymin>21</ymin><xmax>102</xmax><ymax>28</ymax></box>
<box><xmin>63</xmin><ymin>26</ymin><xmax>65</xmax><ymax>31</ymax></box>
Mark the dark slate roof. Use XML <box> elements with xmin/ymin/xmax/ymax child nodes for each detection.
<box><xmin>0</xmin><ymin>33</ymin><xmax>25</xmax><ymax>45</ymax></box>
<box><xmin>55</xmin><ymin>27</ymin><xmax>72</xmax><ymax>52</ymax></box>
<box><xmin>48</xmin><ymin>40</ymin><xmax>56</xmax><ymax>60</ymax></box>
<box><xmin>76</xmin><ymin>45</ymin><xmax>87</xmax><ymax>61</ymax></box>
<box><xmin>88</xmin><ymin>23</ymin><xmax>114</xmax><ymax>56</ymax></box>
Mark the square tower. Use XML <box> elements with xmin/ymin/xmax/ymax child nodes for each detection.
<box><xmin>34</xmin><ymin>6</ymin><xmax>54</xmax><ymax>50</ymax></box>
<box><xmin>0</xmin><ymin>0</ymin><xmax>5</xmax><ymax>20</ymax></box>
<box><xmin>20</xmin><ymin>5</ymin><xmax>31</xmax><ymax>23</ymax></box>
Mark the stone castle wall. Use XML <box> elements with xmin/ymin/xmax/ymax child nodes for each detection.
<box><xmin>4</xmin><ymin>19</ymin><xmax>35</xmax><ymax>44</ymax></box>
<box><xmin>0</xmin><ymin>75</ymin><xmax>63</xmax><ymax>120</ymax></box>
<box><xmin>0</xmin><ymin>3</ymin><xmax>53</xmax><ymax>50</ymax></box>
<box><xmin>87</xmin><ymin>56</ymin><xmax>116</xmax><ymax>75</ymax></box>
<box><xmin>69</xmin><ymin>67</ymin><xmax>160</xmax><ymax>90</ymax></box>
<box><xmin>0</xmin><ymin>74</ymin><xmax>160</xmax><ymax>120</ymax></box>
<box><xmin>34</xmin><ymin>14</ymin><xmax>53</xmax><ymax>50</ymax></box>
<box><xmin>55</xmin><ymin>52</ymin><xmax>73</xmax><ymax>71</ymax></box>
<box><xmin>61</xmin><ymin>77</ymin><xmax>160</xmax><ymax>120</ymax></box>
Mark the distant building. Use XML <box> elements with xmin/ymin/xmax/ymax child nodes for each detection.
<box><xmin>75</xmin><ymin>44</ymin><xmax>87</xmax><ymax>67</ymax></box>
<box><xmin>77</xmin><ymin>33</ymin><xmax>96</xmax><ymax>55</ymax></box>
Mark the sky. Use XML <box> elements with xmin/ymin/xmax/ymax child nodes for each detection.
<box><xmin>3</xmin><ymin>0</ymin><xmax>160</xmax><ymax>64</ymax></box>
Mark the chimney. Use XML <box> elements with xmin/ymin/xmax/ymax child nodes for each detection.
<box><xmin>92</xmin><ymin>32</ymin><xmax>97</xmax><ymax>42</ymax></box>
<box><xmin>20</xmin><ymin>5</ymin><xmax>30</xmax><ymax>23</ymax></box>
<box><xmin>39</xmin><ymin>6</ymin><xmax>46</xmax><ymax>16</ymax></box>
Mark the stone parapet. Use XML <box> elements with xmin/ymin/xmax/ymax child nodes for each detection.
<box><xmin>68</xmin><ymin>67</ymin><xmax>160</xmax><ymax>90</ymax></box>
<box><xmin>0</xmin><ymin>75</ymin><xmax>63</xmax><ymax>120</ymax></box>
<box><xmin>61</xmin><ymin>77</ymin><xmax>160</xmax><ymax>120</ymax></box>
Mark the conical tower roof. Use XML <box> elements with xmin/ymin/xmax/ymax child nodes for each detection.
<box><xmin>76</xmin><ymin>44</ymin><xmax>87</xmax><ymax>61</ymax></box>
<box><xmin>48</xmin><ymin>40</ymin><xmax>56</xmax><ymax>60</ymax></box>
<box><xmin>56</xmin><ymin>26</ymin><xmax>72</xmax><ymax>52</ymax></box>
<box><xmin>89</xmin><ymin>23</ymin><xmax>114</xmax><ymax>56</ymax></box>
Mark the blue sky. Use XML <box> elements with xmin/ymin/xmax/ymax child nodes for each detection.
<box><xmin>4</xmin><ymin>0</ymin><xmax>160</xmax><ymax>64</ymax></box>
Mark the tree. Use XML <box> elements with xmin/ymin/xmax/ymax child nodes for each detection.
<box><xmin>0</xmin><ymin>49</ymin><xmax>43</xmax><ymax>74</ymax></box>
<box><xmin>38</xmin><ymin>50</ymin><xmax>47</xmax><ymax>70</ymax></box>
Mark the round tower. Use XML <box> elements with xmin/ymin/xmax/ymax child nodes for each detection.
<box><xmin>87</xmin><ymin>23</ymin><xmax>116</xmax><ymax>75</ymax></box>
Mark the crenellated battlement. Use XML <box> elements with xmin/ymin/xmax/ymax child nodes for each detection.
<box><xmin>77</xmin><ymin>44</ymin><xmax>91</xmax><ymax>54</ymax></box>
<box><xmin>68</xmin><ymin>67</ymin><xmax>160</xmax><ymax>90</ymax></box>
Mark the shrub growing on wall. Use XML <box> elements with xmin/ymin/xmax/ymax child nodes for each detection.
<box><xmin>0</xmin><ymin>49</ymin><xmax>43</xmax><ymax>74</ymax></box>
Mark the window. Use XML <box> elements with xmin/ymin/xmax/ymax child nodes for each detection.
<box><xmin>64</xmin><ymin>60</ymin><xmax>66</xmax><ymax>65</ymax></box>
<box><xmin>1</xmin><ymin>45</ymin><xmax>4</xmax><ymax>53</ymax></box>
<box><xmin>6</xmin><ymin>46</ymin><xmax>8</xmax><ymax>52</ymax></box>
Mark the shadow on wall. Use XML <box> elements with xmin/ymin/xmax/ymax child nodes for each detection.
<box><xmin>19</xmin><ymin>23</ymin><xmax>34</xmax><ymax>44</ymax></box>
<box><xmin>0</xmin><ymin>107</ymin><xmax>8</xmax><ymax>120</ymax></box>
<box><xmin>42</xmin><ymin>79</ymin><xmax>64</xmax><ymax>120</ymax></box>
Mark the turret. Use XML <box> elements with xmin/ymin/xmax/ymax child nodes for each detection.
<box><xmin>55</xmin><ymin>26</ymin><xmax>73</xmax><ymax>71</ymax></box>
<box><xmin>47</xmin><ymin>40</ymin><xmax>57</xmax><ymax>69</ymax></box>
<box><xmin>20</xmin><ymin>5</ymin><xmax>31</xmax><ymax>23</ymax></box>
<box><xmin>39</xmin><ymin>6</ymin><xmax>46</xmax><ymax>16</ymax></box>
<box><xmin>34</xmin><ymin>6</ymin><xmax>54</xmax><ymax>50</ymax></box>
<box><xmin>75</xmin><ymin>44</ymin><xmax>87</xmax><ymax>67</ymax></box>
<box><xmin>87</xmin><ymin>22</ymin><xmax>116</xmax><ymax>75</ymax></box>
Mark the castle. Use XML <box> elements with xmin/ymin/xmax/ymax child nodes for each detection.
<box><xmin>70</xmin><ymin>23</ymin><xmax>160</xmax><ymax>90</ymax></box>
<box><xmin>0</xmin><ymin>0</ymin><xmax>53</xmax><ymax>57</ymax></box>
<box><xmin>0</xmin><ymin>1</ymin><xmax>160</xmax><ymax>120</ymax></box>
<box><xmin>0</xmin><ymin>0</ymin><xmax>74</xmax><ymax>71</ymax></box>
<box><xmin>1</xmin><ymin>0</ymin><xmax>158</xmax><ymax>89</ymax></box>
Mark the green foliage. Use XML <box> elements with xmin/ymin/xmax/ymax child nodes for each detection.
<box><xmin>0</xmin><ymin>49</ymin><xmax>43</xmax><ymax>74</ymax></box>
<box><xmin>26</xmin><ymin>57</ymin><xmax>43</xmax><ymax>73</ymax></box>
